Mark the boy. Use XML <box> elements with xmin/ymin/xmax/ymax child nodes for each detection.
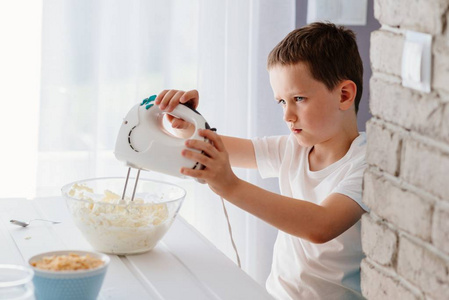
<box><xmin>156</xmin><ymin>22</ymin><xmax>367</xmax><ymax>299</ymax></box>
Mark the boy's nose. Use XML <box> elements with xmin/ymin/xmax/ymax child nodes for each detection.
<box><xmin>283</xmin><ymin>104</ymin><xmax>297</xmax><ymax>123</ymax></box>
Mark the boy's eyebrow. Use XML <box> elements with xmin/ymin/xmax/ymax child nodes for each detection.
<box><xmin>274</xmin><ymin>91</ymin><xmax>308</xmax><ymax>99</ymax></box>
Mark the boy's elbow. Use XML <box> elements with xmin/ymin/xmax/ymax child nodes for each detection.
<box><xmin>307</xmin><ymin>232</ymin><xmax>332</xmax><ymax>244</ymax></box>
<box><xmin>305</xmin><ymin>224</ymin><xmax>336</xmax><ymax>244</ymax></box>
<box><xmin>290</xmin><ymin>229</ymin><xmax>328</xmax><ymax>243</ymax></box>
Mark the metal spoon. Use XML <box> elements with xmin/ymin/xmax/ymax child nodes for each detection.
<box><xmin>10</xmin><ymin>219</ymin><xmax>61</xmax><ymax>227</ymax></box>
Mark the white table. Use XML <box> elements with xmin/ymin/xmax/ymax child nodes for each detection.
<box><xmin>0</xmin><ymin>197</ymin><xmax>273</xmax><ymax>300</ymax></box>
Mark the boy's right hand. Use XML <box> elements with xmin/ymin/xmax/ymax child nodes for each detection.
<box><xmin>155</xmin><ymin>89</ymin><xmax>200</xmax><ymax>130</ymax></box>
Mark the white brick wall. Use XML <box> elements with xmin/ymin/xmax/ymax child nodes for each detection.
<box><xmin>363</xmin><ymin>169</ymin><xmax>433</xmax><ymax>241</ymax></box>
<box><xmin>433</xmin><ymin>39</ymin><xmax>449</xmax><ymax>92</ymax></box>
<box><xmin>374</xmin><ymin>0</ymin><xmax>448</xmax><ymax>34</ymax></box>
<box><xmin>432</xmin><ymin>202</ymin><xmax>449</xmax><ymax>256</ymax></box>
<box><xmin>361</xmin><ymin>260</ymin><xmax>423</xmax><ymax>300</ymax></box>
<box><xmin>365</xmin><ymin>121</ymin><xmax>402</xmax><ymax>176</ymax></box>
<box><xmin>361</xmin><ymin>214</ymin><xmax>397</xmax><ymax>266</ymax></box>
<box><xmin>401</xmin><ymin>139</ymin><xmax>449</xmax><ymax>199</ymax></box>
<box><xmin>369</xmin><ymin>77</ymin><xmax>444</xmax><ymax>141</ymax></box>
<box><xmin>370</xmin><ymin>31</ymin><xmax>403</xmax><ymax>76</ymax></box>
<box><xmin>397</xmin><ymin>236</ymin><xmax>449</xmax><ymax>298</ymax></box>
<box><xmin>363</xmin><ymin>0</ymin><xmax>449</xmax><ymax>299</ymax></box>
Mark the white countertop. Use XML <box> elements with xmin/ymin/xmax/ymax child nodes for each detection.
<box><xmin>0</xmin><ymin>197</ymin><xmax>273</xmax><ymax>299</ymax></box>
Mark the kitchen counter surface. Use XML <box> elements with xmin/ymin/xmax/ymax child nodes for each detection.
<box><xmin>0</xmin><ymin>197</ymin><xmax>272</xmax><ymax>299</ymax></box>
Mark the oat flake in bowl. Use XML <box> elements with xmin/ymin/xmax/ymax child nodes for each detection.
<box><xmin>31</xmin><ymin>253</ymin><xmax>104</xmax><ymax>271</ymax></box>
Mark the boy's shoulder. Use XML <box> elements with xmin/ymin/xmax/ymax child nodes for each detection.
<box><xmin>345</xmin><ymin>132</ymin><xmax>367</xmax><ymax>161</ymax></box>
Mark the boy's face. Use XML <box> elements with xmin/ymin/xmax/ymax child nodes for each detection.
<box><xmin>269</xmin><ymin>62</ymin><xmax>344</xmax><ymax>148</ymax></box>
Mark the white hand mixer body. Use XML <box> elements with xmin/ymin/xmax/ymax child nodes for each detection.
<box><xmin>113</xmin><ymin>95</ymin><xmax>240</xmax><ymax>267</ymax></box>
<box><xmin>114</xmin><ymin>95</ymin><xmax>211</xmax><ymax>200</ymax></box>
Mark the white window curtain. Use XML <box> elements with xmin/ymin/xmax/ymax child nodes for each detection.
<box><xmin>0</xmin><ymin>1</ymin><xmax>42</xmax><ymax>198</ymax></box>
<box><xmin>1</xmin><ymin>0</ymin><xmax>295</xmax><ymax>285</ymax></box>
<box><xmin>195</xmin><ymin>0</ymin><xmax>295</xmax><ymax>284</ymax></box>
<box><xmin>37</xmin><ymin>0</ymin><xmax>200</xmax><ymax>195</ymax></box>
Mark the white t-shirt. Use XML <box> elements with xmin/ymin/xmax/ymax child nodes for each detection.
<box><xmin>252</xmin><ymin>133</ymin><xmax>368</xmax><ymax>300</ymax></box>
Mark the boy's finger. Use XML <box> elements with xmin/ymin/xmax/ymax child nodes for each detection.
<box><xmin>155</xmin><ymin>90</ymin><xmax>169</xmax><ymax>104</ymax></box>
<box><xmin>166</xmin><ymin>114</ymin><xmax>175</xmax><ymax>123</ymax></box>
<box><xmin>171</xmin><ymin>118</ymin><xmax>191</xmax><ymax>129</ymax></box>
<box><xmin>180</xmin><ymin>167</ymin><xmax>205</xmax><ymax>179</ymax></box>
<box><xmin>180</xmin><ymin>90</ymin><xmax>199</xmax><ymax>109</ymax></box>
<box><xmin>199</xmin><ymin>129</ymin><xmax>226</xmax><ymax>152</ymax></box>
<box><xmin>159</xmin><ymin>90</ymin><xmax>177</xmax><ymax>109</ymax></box>
<box><xmin>166</xmin><ymin>91</ymin><xmax>185</xmax><ymax>112</ymax></box>
<box><xmin>185</xmin><ymin>139</ymin><xmax>218</xmax><ymax>158</ymax></box>
<box><xmin>182</xmin><ymin>149</ymin><xmax>212</xmax><ymax>166</ymax></box>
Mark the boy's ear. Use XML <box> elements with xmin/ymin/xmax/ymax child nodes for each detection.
<box><xmin>338</xmin><ymin>80</ymin><xmax>357</xmax><ymax>111</ymax></box>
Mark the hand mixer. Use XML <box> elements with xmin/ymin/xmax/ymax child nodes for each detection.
<box><xmin>114</xmin><ymin>94</ymin><xmax>211</xmax><ymax>201</ymax></box>
<box><xmin>114</xmin><ymin>94</ymin><xmax>241</xmax><ymax>267</ymax></box>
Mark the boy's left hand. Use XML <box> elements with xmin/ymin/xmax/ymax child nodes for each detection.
<box><xmin>181</xmin><ymin>129</ymin><xmax>239</xmax><ymax>198</ymax></box>
<box><xmin>155</xmin><ymin>89</ymin><xmax>199</xmax><ymax>130</ymax></box>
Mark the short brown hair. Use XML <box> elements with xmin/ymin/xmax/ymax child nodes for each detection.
<box><xmin>267</xmin><ymin>22</ymin><xmax>363</xmax><ymax>113</ymax></box>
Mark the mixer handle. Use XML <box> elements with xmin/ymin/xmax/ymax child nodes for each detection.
<box><xmin>166</xmin><ymin>103</ymin><xmax>210</xmax><ymax>137</ymax></box>
<box><xmin>177</xmin><ymin>103</ymin><xmax>212</xmax><ymax>131</ymax></box>
<box><xmin>162</xmin><ymin>101</ymin><xmax>212</xmax><ymax>184</ymax></box>
<box><xmin>140</xmin><ymin>94</ymin><xmax>209</xmax><ymax>136</ymax></box>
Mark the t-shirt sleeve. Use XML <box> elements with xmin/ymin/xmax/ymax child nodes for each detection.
<box><xmin>332</xmin><ymin>156</ymin><xmax>369</xmax><ymax>212</ymax></box>
<box><xmin>251</xmin><ymin>135</ymin><xmax>289</xmax><ymax>178</ymax></box>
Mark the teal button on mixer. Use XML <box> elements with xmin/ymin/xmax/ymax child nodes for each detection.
<box><xmin>140</xmin><ymin>95</ymin><xmax>156</xmax><ymax>107</ymax></box>
<box><xmin>144</xmin><ymin>95</ymin><xmax>156</xmax><ymax>109</ymax></box>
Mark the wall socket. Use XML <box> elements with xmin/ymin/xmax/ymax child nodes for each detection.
<box><xmin>401</xmin><ymin>30</ymin><xmax>432</xmax><ymax>93</ymax></box>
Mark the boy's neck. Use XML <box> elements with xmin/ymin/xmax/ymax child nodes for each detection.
<box><xmin>308</xmin><ymin>126</ymin><xmax>359</xmax><ymax>172</ymax></box>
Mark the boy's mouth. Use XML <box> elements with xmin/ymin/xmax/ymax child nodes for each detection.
<box><xmin>291</xmin><ymin>128</ymin><xmax>302</xmax><ymax>134</ymax></box>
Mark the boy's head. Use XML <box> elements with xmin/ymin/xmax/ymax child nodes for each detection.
<box><xmin>267</xmin><ymin>22</ymin><xmax>363</xmax><ymax>114</ymax></box>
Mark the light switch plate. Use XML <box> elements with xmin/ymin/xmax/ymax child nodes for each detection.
<box><xmin>401</xmin><ymin>30</ymin><xmax>432</xmax><ymax>93</ymax></box>
<box><xmin>307</xmin><ymin>0</ymin><xmax>368</xmax><ymax>25</ymax></box>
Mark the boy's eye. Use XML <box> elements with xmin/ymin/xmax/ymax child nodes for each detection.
<box><xmin>295</xmin><ymin>96</ymin><xmax>305</xmax><ymax>102</ymax></box>
<box><xmin>277</xmin><ymin>99</ymin><xmax>286</xmax><ymax>105</ymax></box>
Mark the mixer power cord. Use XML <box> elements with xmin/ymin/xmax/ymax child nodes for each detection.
<box><xmin>220</xmin><ymin>196</ymin><xmax>241</xmax><ymax>268</ymax></box>
<box><xmin>208</xmin><ymin>128</ymin><xmax>241</xmax><ymax>268</ymax></box>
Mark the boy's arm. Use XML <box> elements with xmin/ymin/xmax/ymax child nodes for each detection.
<box><xmin>181</xmin><ymin>129</ymin><xmax>366</xmax><ymax>244</ymax></box>
<box><xmin>221</xmin><ymin>136</ymin><xmax>257</xmax><ymax>169</ymax></box>
<box><xmin>224</xmin><ymin>179</ymin><xmax>365</xmax><ymax>244</ymax></box>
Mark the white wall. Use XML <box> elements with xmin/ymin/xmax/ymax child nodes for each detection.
<box><xmin>361</xmin><ymin>0</ymin><xmax>449</xmax><ymax>298</ymax></box>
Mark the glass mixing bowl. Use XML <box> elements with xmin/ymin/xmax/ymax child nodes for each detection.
<box><xmin>61</xmin><ymin>177</ymin><xmax>186</xmax><ymax>255</ymax></box>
